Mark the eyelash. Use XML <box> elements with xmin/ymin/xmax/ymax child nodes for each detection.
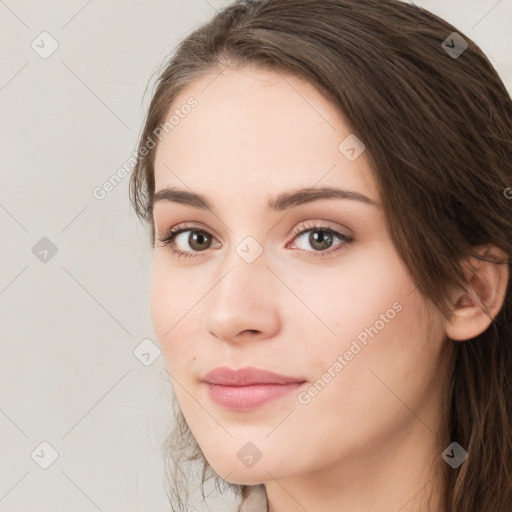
<box><xmin>156</xmin><ymin>221</ymin><xmax>353</xmax><ymax>260</ymax></box>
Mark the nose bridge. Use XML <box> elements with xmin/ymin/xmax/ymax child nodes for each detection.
<box><xmin>213</xmin><ymin>234</ymin><xmax>269</xmax><ymax>309</ymax></box>
<box><xmin>203</xmin><ymin>234</ymin><xmax>279</xmax><ymax>340</ymax></box>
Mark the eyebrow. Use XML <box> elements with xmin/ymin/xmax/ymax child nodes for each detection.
<box><xmin>151</xmin><ymin>186</ymin><xmax>380</xmax><ymax>213</ymax></box>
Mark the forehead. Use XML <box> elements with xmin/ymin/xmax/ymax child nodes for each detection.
<box><xmin>153</xmin><ymin>65</ymin><xmax>378</xmax><ymax>203</ymax></box>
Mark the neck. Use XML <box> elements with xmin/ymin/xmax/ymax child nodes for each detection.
<box><xmin>264</xmin><ymin>417</ymin><xmax>448</xmax><ymax>512</ymax></box>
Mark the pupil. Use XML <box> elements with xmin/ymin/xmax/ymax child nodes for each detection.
<box><xmin>191</xmin><ymin>231</ymin><xmax>210</xmax><ymax>250</ymax></box>
<box><xmin>311</xmin><ymin>230</ymin><xmax>332</xmax><ymax>250</ymax></box>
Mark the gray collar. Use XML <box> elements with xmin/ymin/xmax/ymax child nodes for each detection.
<box><xmin>238</xmin><ymin>484</ymin><xmax>268</xmax><ymax>512</ymax></box>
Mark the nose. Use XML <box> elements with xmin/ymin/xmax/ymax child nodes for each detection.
<box><xmin>203</xmin><ymin>244</ymin><xmax>281</xmax><ymax>344</ymax></box>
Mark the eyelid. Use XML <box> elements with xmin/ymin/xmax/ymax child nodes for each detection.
<box><xmin>157</xmin><ymin>221</ymin><xmax>218</xmax><ymax>242</ymax></box>
<box><xmin>286</xmin><ymin>219</ymin><xmax>352</xmax><ymax>244</ymax></box>
<box><xmin>157</xmin><ymin>219</ymin><xmax>351</xmax><ymax>242</ymax></box>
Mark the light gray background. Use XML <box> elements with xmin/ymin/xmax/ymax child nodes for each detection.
<box><xmin>1</xmin><ymin>1</ymin><xmax>511</xmax><ymax>511</ymax></box>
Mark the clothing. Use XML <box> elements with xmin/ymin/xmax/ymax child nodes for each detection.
<box><xmin>238</xmin><ymin>484</ymin><xmax>269</xmax><ymax>512</ymax></box>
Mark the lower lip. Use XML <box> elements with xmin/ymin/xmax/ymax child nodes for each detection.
<box><xmin>205</xmin><ymin>382</ymin><xmax>305</xmax><ymax>410</ymax></box>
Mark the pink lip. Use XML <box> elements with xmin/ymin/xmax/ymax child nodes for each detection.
<box><xmin>202</xmin><ymin>366</ymin><xmax>307</xmax><ymax>411</ymax></box>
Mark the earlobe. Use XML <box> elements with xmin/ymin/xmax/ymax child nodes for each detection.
<box><xmin>445</xmin><ymin>245</ymin><xmax>509</xmax><ymax>342</ymax></box>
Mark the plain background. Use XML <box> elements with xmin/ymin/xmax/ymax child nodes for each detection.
<box><xmin>1</xmin><ymin>1</ymin><xmax>511</xmax><ymax>511</ymax></box>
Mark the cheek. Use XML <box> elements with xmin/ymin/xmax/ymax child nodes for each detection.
<box><xmin>292</xmin><ymin>247</ymin><xmax>438</xmax><ymax>416</ymax></box>
<box><xmin>289</xmin><ymin>243</ymin><xmax>414</xmax><ymax>350</ymax></box>
<box><xmin>149</xmin><ymin>258</ymin><xmax>170</xmax><ymax>340</ymax></box>
<box><xmin>149</xmin><ymin>257</ymin><xmax>196</xmax><ymax>368</ymax></box>
<box><xmin>288</xmin><ymin>293</ymin><xmax>440</xmax><ymax>471</ymax></box>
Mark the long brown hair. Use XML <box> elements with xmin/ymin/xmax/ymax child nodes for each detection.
<box><xmin>129</xmin><ymin>0</ymin><xmax>512</xmax><ymax>510</ymax></box>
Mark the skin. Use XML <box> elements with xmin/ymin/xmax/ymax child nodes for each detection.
<box><xmin>150</xmin><ymin>65</ymin><xmax>509</xmax><ymax>512</ymax></box>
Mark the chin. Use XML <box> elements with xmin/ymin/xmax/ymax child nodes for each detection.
<box><xmin>206</xmin><ymin>458</ymin><xmax>272</xmax><ymax>486</ymax></box>
<box><xmin>222</xmin><ymin>471</ymin><xmax>267</xmax><ymax>486</ymax></box>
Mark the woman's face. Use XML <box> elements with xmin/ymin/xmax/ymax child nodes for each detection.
<box><xmin>150</xmin><ymin>65</ymin><xmax>451</xmax><ymax>485</ymax></box>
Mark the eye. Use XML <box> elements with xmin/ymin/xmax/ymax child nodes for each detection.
<box><xmin>286</xmin><ymin>221</ymin><xmax>353</xmax><ymax>258</ymax></box>
<box><xmin>156</xmin><ymin>223</ymin><xmax>220</xmax><ymax>259</ymax></box>
<box><xmin>156</xmin><ymin>220</ymin><xmax>353</xmax><ymax>260</ymax></box>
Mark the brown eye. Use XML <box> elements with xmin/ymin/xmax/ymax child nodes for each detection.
<box><xmin>187</xmin><ymin>230</ymin><xmax>212</xmax><ymax>251</ymax></box>
<box><xmin>307</xmin><ymin>230</ymin><xmax>334</xmax><ymax>251</ymax></box>
<box><xmin>157</xmin><ymin>225</ymin><xmax>221</xmax><ymax>258</ymax></box>
<box><xmin>291</xmin><ymin>227</ymin><xmax>350</xmax><ymax>253</ymax></box>
<box><xmin>287</xmin><ymin>222</ymin><xmax>354</xmax><ymax>259</ymax></box>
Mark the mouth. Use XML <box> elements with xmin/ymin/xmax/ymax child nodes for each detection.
<box><xmin>202</xmin><ymin>366</ymin><xmax>307</xmax><ymax>411</ymax></box>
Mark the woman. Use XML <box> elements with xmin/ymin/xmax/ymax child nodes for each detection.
<box><xmin>129</xmin><ymin>0</ymin><xmax>512</xmax><ymax>510</ymax></box>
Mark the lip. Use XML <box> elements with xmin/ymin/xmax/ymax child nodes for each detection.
<box><xmin>202</xmin><ymin>366</ymin><xmax>307</xmax><ymax>411</ymax></box>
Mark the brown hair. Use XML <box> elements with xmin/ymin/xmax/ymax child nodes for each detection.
<box><xmin>129</xmin><ymin>0</ymin><xmax>512</xmax><ymax>510</ymax></box>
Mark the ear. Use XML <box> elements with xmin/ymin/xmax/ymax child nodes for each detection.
<box><xmin>445</xmin><ymin>244</ymin><xmax>509</xmax><ymax>341</ymax></box>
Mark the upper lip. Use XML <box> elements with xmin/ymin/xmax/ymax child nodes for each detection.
<box><xmin>202</xmin><ymin>366</ymin><xmax>307</xmax><ymax>386</ymax></box>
